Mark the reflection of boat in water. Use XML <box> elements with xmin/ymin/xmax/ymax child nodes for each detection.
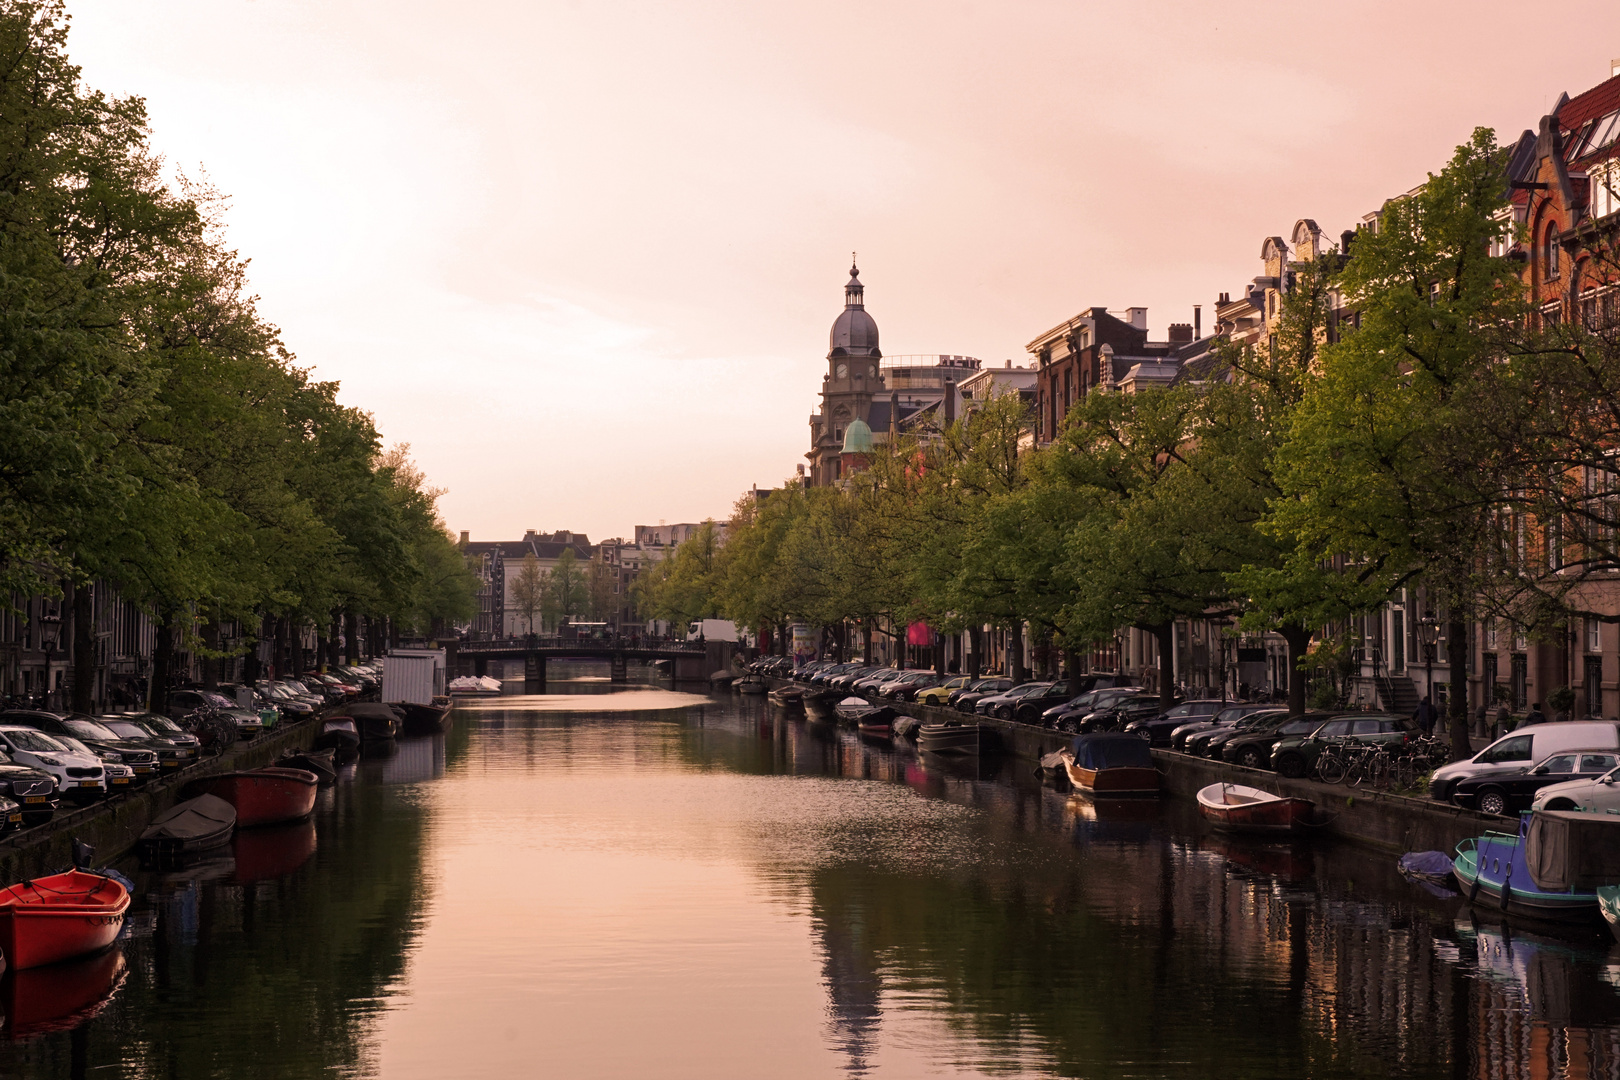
<box><xmin>231</xmin><ymin>819</ymin><xmax>317</xmax><ymax>884</ymax></box>
<box><xmin>1203</xmin><ymin>834</ymin><xmax>1315</xmax><ymax>880</ymax></box>
<box><xmin>1602</xmin><ymin>886</ymin><xmax>1620</xmax><ymax>943</ymax></box>
<box><xmin>375</xmin><ymin>735</ymin><xmax>447</xmax><ymax>785</ymax></box>
<box><xmin>1196</xmin><ymin>783</ymin><xmax>1313</xmax><ymax>834</ymax></box>
<box><xmin>3</xmin><ymin>945</ymin><xmax>127</xmax><ymax>1038</ymax></box>
<box><xmin>0</xmin><ymin>871</ymin><xmax>130</xmax><ymax>970</ymax></box>
<box><xmin>768</xmin><ymin>686</ymin><xmax>804</xmax><ymax>708</ymax></box>
<box><xmin>734</xmin><ymin>675</ymin><xmax>767</xmax><ymax>695</ymax></box>
<box><xmin>802</xmin><ymin>691</ymin><xmax>840</xmax><ymax>718</ymax></box>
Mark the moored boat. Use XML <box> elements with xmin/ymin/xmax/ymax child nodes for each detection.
<box><xmin>918</xmin><ymin>721</ymin><xmax>981</xmax><ymax>755</ymax></box>
<box><xmin>138</xmin><ymin>793</ymin><xmax>236</xmax><ymax>865</ymax></box>
<box><xmin>734</xmin><ymin>675</ymin><xmax>767</xmax><ymax>694</ymax></box>
<box><xmin>314</xmin><ymin>717</ymin><xmax>361</xmax><ymax>762</ymax></box>
<box><xmin>1196</xmin><ymin>783</ymin><xmax>1314</xmax><ymax>834</ymax></box>
<box><xmin>1062</xmin><ymin>733</ymin><xmax>1160</xmax><ymax>796</ymax></box>
<box><xmin>278</xmin><ymin>747</ymin><xmax>338</xmax><ymax>784</ymax></box>
<box><xmin>836</xmin><ymin>696</ymin><xmax>879</xmax><ymax>723</ymax></box>
<box><xmin>0</xmin><ymin>870</ymin><xmax>130</xmax><ymax>970</ymax></box>
<box><xmin>856</xmin><ymin>706</ymin><xmax>897</xmax><ymax>739</ymax></box>
<box><xmin>448</xmin><ymin>675</ymin><xmax>503</xmax><ymax>696</ymax></box>
<box><xmin>1452</xmin><ymin>810</ymin><xmax>1620</xmax><ymax>923</ymax></box>
<box><xmin>395</xmin><ymin>698</ymin><xmax>453</xmax><ymax>735</ymax></box>
<box><xmin>343</xmin><ymin>702</ymin><xmax>403</xmax><ymax>741</ymax></box>
<box><xmin>768</xmin><ymin>686</ymin><xmax>805</xmax><ymax>708</ymax></box>
<box><xmin>183</xmin><ymin>767</ymin><xmax>319</xmax><ymax>827</ymax></box>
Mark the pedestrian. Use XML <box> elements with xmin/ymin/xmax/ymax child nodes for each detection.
<box><xmin>1474</xmin><ymin>702</ymin><xmax>1489</xmax><ymax>739</ymax></box>
<box><xmin>1524</xmin><ymin>701</ymin><xmax>1548</xmax><ymax>726</ymax></box>
<box><xmin>1414</xmin><ymin>694</ymin><xmax>1437</xmax><ymax>736</ymax></box>
<box><xmin>1495</xmin><ymin>705</ymin><xmax>1512</xmax><ymax>740</ymax></box>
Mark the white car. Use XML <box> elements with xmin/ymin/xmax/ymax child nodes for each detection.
<box><xmin>1530</xmin><ymin>764</ymin><xmax>1620</xmax><ymax>813</ymax></box>
<box><xmin>0</xmin><ymin>726</ymin><xmax>106</xmax><ymax>802</ymax></box>
<box><xmin>54</xmin><ymin>735</ymin><xmax>136</xmax><ymax>794</ymax></box>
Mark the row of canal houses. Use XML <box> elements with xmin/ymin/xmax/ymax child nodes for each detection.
<box><xmin>852</xmin><ymin>62</ymin><xmax>1620</xmax><ymax>720</ymax></box>
<box><xmin>1072</xmin><ymin>62</ymin><xmax>1620</xmax><ymax>718</ymax></box>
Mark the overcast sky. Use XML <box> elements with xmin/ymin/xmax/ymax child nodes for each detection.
<box><xmin>63</xmin><ymin>1</ymin><xmax>1620</xmax><ymax>542</ymax></box>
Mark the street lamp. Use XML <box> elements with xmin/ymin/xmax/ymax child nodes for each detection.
<box><xmin>38</xmin><ymin>611</ymin><xmax>62</xmax><ymax>712</ymax></box>
<box><xmin>1418</xmin><ymin>610</ymin><xmax>1440</xmax><ymax>703</ymax></box>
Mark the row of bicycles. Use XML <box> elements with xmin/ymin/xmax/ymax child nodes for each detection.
<box><xmin>1309</xmin><ymin>735</ymin><xmax>1450</xmax><ymax>790</ymax></box>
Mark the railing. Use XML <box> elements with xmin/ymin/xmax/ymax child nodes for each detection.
<box><xmin>456</xmin><ymin>636</ymin><xmax>705</xmax><ymax>653</ymax></box>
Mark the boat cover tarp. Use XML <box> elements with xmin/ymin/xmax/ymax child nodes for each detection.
<box><xmin>143</xmin><ymin>794</ymin><xmax>235</xmax><ymax>841</ymax></box>
<box><xmin>347</xmin><ymin>702</ymin><xmax>404</xmax><ymax>721</ymax></box>
<box><xmin>1399</xmin><ymin>851</ymin><xmax>1459</xmax><ymax>893</ymax></box>
<box><xmin>1068</xmin><ymin>733</ymin><xmax>1154</xmax><ymax>771</ymax></box>
<box><xmin>1526</xmin><ymin>810</ymin><xmax>1620</xmax><ymax>892</ymax></box>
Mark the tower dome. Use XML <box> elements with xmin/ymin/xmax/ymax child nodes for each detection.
<box><xmin>829</xmin><ymin>262</ymin><xmax>880</xmax><ymax>356</ymax></box>
<box><xmin>841</xmin><ymin>417</ymin><xmax>873</xmax><ymax>454</ymax></box>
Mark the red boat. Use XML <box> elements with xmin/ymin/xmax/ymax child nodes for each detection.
<box><xmin>184</xmin><ymin>767</ymin><xmax>319</xmax><ymax>827</ymax></box>
<box><xmin>0</xmin><ymin>870</ymin><xmax>130</xmax><ymax>970</ymax></box>
<box><xmin>1196</xmin><ymin>782</ymin><xmax>1315</xmax><ymax>834</ymax></box>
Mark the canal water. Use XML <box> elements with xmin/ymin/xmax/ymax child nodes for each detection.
<box><xmin>5</xmin><ymin>667</ymin><xmax>1620</xmax><ymax>1078</ymax></box>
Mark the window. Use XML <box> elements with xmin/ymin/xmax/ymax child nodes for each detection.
<box><xmin>1545</xmin><ymin>225</ymin><xmax>1561</xmax><ymax>279</ymax></box>
<box><xmin>1589</xmin><ymin>617</ymin><xmax>1602</xmax><ymax>653</ymax></box>
<box><xmin>1595</xmin><ymin>162</ymin><xmax>1620</xmax><ymax>221</ymax></box>
<box><xmin>1316</xmin><ymin>719</ymin><xmax>1354</xmax><ymax>738</ymax></box>
<box><xmin>1541</xmin><ymin>754</ymin><xmax>1578</xmax><ymax>774</ymax></box>
<box><xmin>1479</xmin><ymin>734</ymin><xmax>1533</xmax><ymax>763</ymax></box>
<box><xmin>1582</xmin><ymin>754</ymin><xmax>1617</xmax><ymax>773</ymax></box>
<box><xmin>1352</xmin><ymin>719</ymin><xmax>1383</xmax><ymax>735</ymax></box>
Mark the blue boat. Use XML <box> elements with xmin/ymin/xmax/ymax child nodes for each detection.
<box><xmin>1453</xmin><ymin>813</ymin><xmax>1603</xmax><ymax>923</ymax></box>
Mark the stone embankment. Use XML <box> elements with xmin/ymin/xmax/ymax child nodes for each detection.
<box><xmin>778</xmin><ymin>679</ymin><xmax>1499</xmax><ymax>855</ymax></box>
<box><xmin>0</xmin><ymin>717</ymin><xmax>319</xmax><ymax>881</ymax></box>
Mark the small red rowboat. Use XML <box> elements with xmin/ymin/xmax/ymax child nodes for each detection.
<box><xmin>0</xmin><ymin>870</ymin><xmax>130</xmax><ymax>970</ymax></box>
<box><xmin>1196</xmin><ymin>782</ymin><xmax>1314</xmax><ymax>834</ymax></box>
<box><xmin>184</xmin><ymin>767</ymin><xmax>319</xmax><ymax>827</ymax></box>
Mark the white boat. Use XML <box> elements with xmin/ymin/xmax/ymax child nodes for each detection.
<box><xmin>448</xmin><ymin>675</ymin><xmax>503</xmax><ymax>696</ymax></box>
<box><xmin>1195</xmin><ymin>782</ymin><xmax>1313</xmax><ymax>833</ymax></box>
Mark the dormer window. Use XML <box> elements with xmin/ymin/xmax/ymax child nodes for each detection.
<box><xmin>1594</xmin><ymin>161</ymin><xmax>1620</xmax><ymax>221</ymax></box>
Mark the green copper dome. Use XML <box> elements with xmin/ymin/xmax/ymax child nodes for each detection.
<box><xmin>841</xmin><ymin>417</ymin><xmax>873</xmax><ymax>454</ymax></box>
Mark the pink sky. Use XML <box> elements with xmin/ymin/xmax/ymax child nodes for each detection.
<box><xmin>61</xmin><ymin>1</ymin><xmax>1620</xmax><ymax>542</ymax></box>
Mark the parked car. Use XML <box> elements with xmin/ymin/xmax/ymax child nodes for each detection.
<box><xmin>1453</xmin><ymin>749</ymin><xmax>1620</xmax><ymax>815</ymax></box>
<box><xmin>1073</xmin><ymin>691</ymin><xmax>1165</xmax><ymax>734</ymax></box>
<box><xmin>1124</xmin><ymin>699</ymin><xmax>1228</xmax><ymax>747</ymax></box>
<box><xmin>884</xmin><ymin>673</ymin><xmax>943</xmax><ymax>702</ymax></box>
<box><xmin>167</xmin><ymin>688</ymin><xmax>265</xmax><ymax>737</ymax></box>
<box><xmin>1169</xmin><ymin>704</ymin><xmax>1278</xmax><ymax>751</ymax></box>
<box><xmin>0</xmin><ymin>710</ymin><xmax>161</xmax><ymax>783</ymax></box>
<box><xmin>953</xmin><ymin>678</ymin><xmax>1013</xmax><ymax>713</ymax></box>
<box><xmin>96</xmin><ymin>714</ymin><xmax>201</xmax><ymax>770</ymax></box>
<box><xmin>1270</xmin><ymin>714</ymin><xmax>1415</xmax><ymax>779</ymax></box>
<box><xmin>1218</xmin><ymin>711</ymin><xmax>1336</xmax><ymax>768</ymax></box>
<box><xmin>976</xmin><ymin>682</ymin><xmax>1056</xmax><ymax>718</ymax></box>
<box><xmin>0</xmin><ymin>748</ymin><xmax>60</xmax><ymax>826</ymax></box>
<box><xmin>54</xmin><ymin>735</ymin><xmax>137</xmax><ymax>794</ymax></box>
<box><xmin>1041</xmin><ymin>687</ymin><xmax>1144</xmax><ymax>729</ymax></box>
<box><xmin>1006</xmin><ymin>681</ymin><xmax>1073</xmax><ymax>723</ymax></box>
<box><xmin>0</xmin><ymin>793</ymin><xmax>21</xmax><ymax>834</ymax></box>
<box><xmin>914</xmin><ymin>675</ymin><xmax>971</xmax><ymax>706</ymax></box>
<box><xmin>0</xmin><ymin>726</ymin><xmax>105</xmax><ymax>802</ymax></box>
<box><xmin>1184</xmin><ymin>709</ymin><xmax>1289</xmax><ymax>757</ymax></box>
<box><xmin>1531</xmin><ymin>761</ymin><xmax>1620</xmax><ymax>813</ymax></box>
<box><xmin>1429</xmin><ymin>721</ymin><xmax>1620</xmax><ymax>802</ymax></box>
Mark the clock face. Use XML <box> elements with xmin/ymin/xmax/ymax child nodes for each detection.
<box><xmin>836</xmin><ymin>363</ymin><xmax>848</xmax><ymax>379</ymax></box>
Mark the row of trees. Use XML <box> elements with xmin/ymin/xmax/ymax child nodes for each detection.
<box><xmin>507</xmin><ymin>549</ymin><xmax>619</xmax><ymax>633</ymax></box>
<box><xmin>0</xmin><ymin>2</ymin><xmax>478</xmax><ymax>706</ymax></box>
<box><xmin>639</xmin><ymin>127</ymin><xmax>1620</xmax><ymax>759</ymax></box>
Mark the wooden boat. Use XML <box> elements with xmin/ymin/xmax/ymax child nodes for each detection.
<box><xmin>3</xmin><ymin>946</ymin><xmax>126</xmax><ymax>1036</ymax></box>
<box><xmin>768</xmin><ymin>686</ymin><xmax>805</xmax><ymax>707</ymax></box>
<box><xmin>278</xmin><ymin>747</ymin><xmax>338</xmax><ymax>785</ymax></box>
<box><xmin>734</xmin><ymin>675</ymin><xmax>767</xmax><ymax>695</ymax></box>
<box><xmin>314</xmin><ymin>717</ymin><xmax>361</xmax><ymax>762</ymax></box>
<box><xmin>0</xmin><ymin>870</ymin><xmax>130</xmax><ymax>970</ymax></box>
<box><xmin>802</xmin><ymin>690</ymin><xmax>841</xmax><ymax>717</ymax></box>
<box><xmin>1062</xmin><ymin>733</ymin><xmax>1160</xmax><ymax>796</ymax></box>
<box><xmin>184</xmin><ymin>767</ymin><xmax>319</xmax><ymax>827</ymax></box>
<box><xmin>345</xmin><ymin>702</ymin><xmax>403</xmax><ymax>741</ymax></box>
<box><xmin>1452</xmin><ymin>811</ymin><xmax>1620</xmax><ymax>923</ymax></box>
<box><xmin>1196</xmin><ymin>783</ymin><xmax>1314</xmax><ymax>834</ymax></box>
<box><xmin>918</xmin><ymin>721</ymin><xmax>981</xmax><ymax>755</ymax></box>
<box><xmin>395</xmin><ymin>698</ymin><xmax>453</xmax><ymax>734</ymax></box>
<box><xmin>138</xmin><ymin>793</ymin><xmax>236</xmax><ymax>864</ymax></box>
<box><xmin>856</xmin><ymin>706</ymin><xmax>897</xmax><ymax>739</ymax></box>
<box><xmin>892</xmin><ymin>715</ymin><xmax>923</xmax><ymax>741</ymax></box>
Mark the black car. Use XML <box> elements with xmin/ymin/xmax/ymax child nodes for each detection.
<box><xmin>1005</xmin><ymin>681</ymin><xmax>1073</xmax><ymax>723</ymax></box>
<box><xmin>953</xmin><ymin>678</ymin><xmax>1012</xmax><ymax>713</ymax></box>
<box><xmin>1185</xmin><ymin>709</ymin><xmax>1288</xmax><ymax>757</ymax></box>
<box><xmin>1042</xmin><ymin>686</ymin><xmax>1146</xmax><ymax>730</ymax></box>
<box><xmin>1073</xmin><ymin>691</ymin><xmax>1163</xmax><ymax>733</ymax></box>
<box><xmin>1451</xmin><ymin>748</ymin><xmax>1620</xmax><ymax>816</ymax></box>
<box><xmin>0</xmin><ymin>750</ymin><xmax>59</xmax><ymax>826</ymax></box>
<box><xmin>1169</xmin><ymin>704</ymin><xmax>1278</xmax><ymax>751</ymax></box>
<box><xmin>0</xmin><ymin>709</ymin><xmax>162</xmax><ymax>782</ymax></box>
<box><xmin>1124</xmin><ymin>699</ymin><xmax>1227</xmax><ymax>747</ymax></box>
<box><xmin>1217</xmin><ymin>711</ymin><xmax>1335</xmax><ymax>769</ymax></box>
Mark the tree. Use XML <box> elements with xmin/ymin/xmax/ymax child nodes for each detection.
<box><xmin>510</xmin><ymin>554</ymin><xmax>545</xmax><ymax>635</ymax></box>
<box><xmin>545</xmin><ymin>548</ymin><xmax>588</xmax><ymax>627</ymax></box>
<box><xmin>1264</xmin><ymin>128</ymin><xmax>1525</xmax><ymax>757</ymax></box>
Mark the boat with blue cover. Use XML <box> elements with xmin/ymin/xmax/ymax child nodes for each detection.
<box><xmin>1452</xmin><ymin>810</ymin><xmax>1620</xmax><ymax>923</ymax></box>
<box><xmin>1061</xmin><ymin>733</ymin><xmax>1160</xmax><ymax>796</ymax></box>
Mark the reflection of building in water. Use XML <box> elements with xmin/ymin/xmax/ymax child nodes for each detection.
<box><xmin>1468</xmin><ymin>924</ymin><xmax>1620</xmax><ymax>1080</ymax></box>
<box><xmin>812</xmin><ymin>885</ymin><xmax>883</xmax><ymax>1077</ymax></box>
<box><xmin>376</xmin><ymin>733</ymin><xmax>448</xmax><ymax>785</ymax></box>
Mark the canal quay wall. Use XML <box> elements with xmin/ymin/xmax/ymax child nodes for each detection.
<box><xmin>774</xmin><ymin>678</ymin><xmax>1499</xmax><ymax>856</ymax></box>
<box><xmin>0</xmin><ymin>718</ymin><xmax>318</xmax><ymax>881</ymax></box>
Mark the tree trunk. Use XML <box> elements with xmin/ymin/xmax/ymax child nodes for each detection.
<box><xmin>273</xmin><ymin>617</ymin><xmax>289</xmax><ymax>678</ymax></box>
<box><xmin>1446</xmin><ymin>615</ymin><xmax>1473</xmax><ymax>760</ymax></box>
<box><xmin>71</xmin><ymin>583</ymin><xmax>96</xmax><ymax>714</ymax></box>
<box><xmin>1155</xmin><ymin>623</ymin><xmax>1176</xmax><ymax>710</ymax></box>
<box><xmin>345</xmin><ymin>611</ymin><xmax>360</xmax><ymax>663</ymax></box>
<box><xmin>1063</xmin><ymin>647</ymin><xmax>1081</xmax><ymax>683</ymax></box>
<box><xmin>200</xmin><ymin>618</ymin><xmax>220</xmax><ymax>690</ymax></box>
<box><xmin>862</xmin><ymin>620</ymin><xmax>872</xmax><ymax>664</ymax></box>
<box><xmin>969</xmin><ymin>627</ymin><xmax>982</xmax><ymax>678</ymax></box>
<box><xmin>150</xmin><ymin>608</ymin><xmax>175</xmax><ymax>714</ymax></box>
<box><xmin>243</xmin><ymin>618</ymin><xmax>261</xmax><ymax>688</ymax></box>
<box><xmin>1010</xmin><ymin>626</ymin><xmax>1026</xmax><ymax>683</ymax></box>
<box><xmin>1280</xmin><ymin>623</ymin><xmax>1313</xmax><ymax>716</ymax></box>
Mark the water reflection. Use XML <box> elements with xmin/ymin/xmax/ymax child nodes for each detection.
<box><xmin>4</xmin><ymin>682</ymin><xmax>1620</xmax><ymax>1077</ymax></box>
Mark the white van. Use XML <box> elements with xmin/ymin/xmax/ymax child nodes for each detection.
<box><xmin>1429</xmin><ymin>720</ymin><xmax>1620</xmax><ymax>801</ymax></box>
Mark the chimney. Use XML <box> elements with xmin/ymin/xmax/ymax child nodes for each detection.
<box><xmin>459</xmin><ymin>530</ymin><xmax>469</xmax><ymax>546</ymax></box>
<box><xmin>1193</xmin><ymin>304</ymin><xmax>1202</xmax><ymax>339</ymax></box>
<box><xmin>1168</xmin><ymin>323</ymin><xmax>1193</xmax><ymax>345</ymax></box>
<box><xmin>1127</xmin><ymin>306</ymin><xmax>1148</xmax><ymax>330</ymax></box>
<box><xmin>944</xmin><ymin>379</ymin><xmax>956</xmax><ymax>425</ymax></box>
<box><xmin>1004</xmin><ymin>359</ymin><xmax>1012</xmax><ymax>369</ymax></box>
<box><xmin>889</xmin><ymin>389</ymin><xmax>898</xmax><ymax>440</ymax></box>
<box><xmin>1341</xmin><ymin>229</ymin><xmax>1356</xmax><ymax>255</ymax></box>
<box><xmin>1613</xmin><ymin>57</ymin><xmax>1620</xmax><ymax>79</ymax></box>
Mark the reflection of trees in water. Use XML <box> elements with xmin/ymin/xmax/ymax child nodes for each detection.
<box><xmin>0</xmin><ymin>774</ymin><xmax>432</xmax><ymax>1079</ymax></box>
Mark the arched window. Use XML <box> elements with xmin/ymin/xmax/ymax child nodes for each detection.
<box><xmin>1545</xmin><ymin>224</ymin><xmax>1561</xmax><ymax>280</ymax></box>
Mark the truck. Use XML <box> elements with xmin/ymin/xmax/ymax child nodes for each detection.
<box><xmin>686</xmin><ymin>619</ymin><xmax>740</xmax><ymax>643</ymax></box>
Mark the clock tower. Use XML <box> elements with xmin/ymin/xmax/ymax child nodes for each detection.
<box><xmin>808</xmin><ymin>262</ymin><xmax>882</xmax><ymax>485</ymax></box>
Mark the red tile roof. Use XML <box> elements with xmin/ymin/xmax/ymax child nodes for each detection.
<box><xmin>1559</xmin><ymin>74</ymin><xmax>1620</xmax><ymax>131</ymax></box>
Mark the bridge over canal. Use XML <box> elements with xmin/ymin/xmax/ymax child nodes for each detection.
<box><xmin>450</xmin><ymin>636</ymin><xmax>718</xmax><ymax>682</ymax></box>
